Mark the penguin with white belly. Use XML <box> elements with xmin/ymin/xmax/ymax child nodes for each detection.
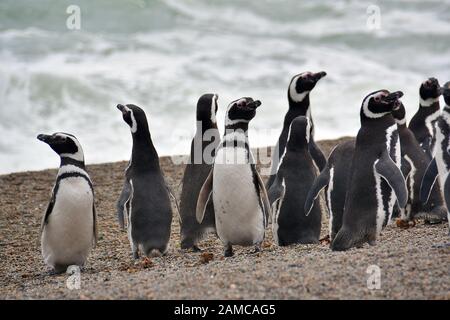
<box><xmin>179</xmin><ymin>94</ymin><xmax>220</xmax><ymax>251</ymax></box>
<box><xmin>196</xmin><ymin>98</ymin><xmax>271</xmax><ymax>257</ymax></box>
<box><xmin>421</xmin><ymin>81</ymin><xmax>450</xmax><ymax>241</ymax></box>
<box><xmin>408</xmin><ymin>77</ymin><xmax>442</xmax><ymax>158</ymax></box>
<box><xmin>37</xmin><ymin>132</ymin><xmax>97</xmax><ymax>273</ymax></box>
<box><xmin>116</xmin><ymin>104</ymin><xmax>172</xmax><ymax>259</ymax></box>
<box><xmin>269</xmin><ymin>116</ymin><xmax>322</xmax><ymax>245</ymax></box>
<box><xmin>330</xmin><ymin>90</ymin><xmax>408</xmax><ymax>251</ymax></box>
<box><xmin>267</xmin><ymin>71</ymin><xmax>327</xmax><ymax>190</ymax></box>
<box><xmin>392</xmin><ymin>102</ymin><xmax>447</xmax><ymax>222</ymax></box>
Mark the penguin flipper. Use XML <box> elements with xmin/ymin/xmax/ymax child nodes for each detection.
<box><xmin>92</xmin><ymin>201</ymin><xmax>98</xmax><ymax>248</ymax></box>
<box><xmin>117</xmin><ymin>179</ymin><xmax>131</xmax><ymax>230</ymax></box>
<box><xmin>309</xmin><ymin>139</ymin><xmax>327</xmax><ymax>171</ymax></box>
<box><xmin>41</xmin><ymin>187</ymin><xmax>56</xmax><ymax>233</ymax></box>
<box><xmin>375</xmin><ymin>150</ymin><xmax>408</xmax><ymax>208</ymax></box>
<box><xmin>401</xmin><ymin>157</ymin><xmax>412</xmax><ymax>180</ymax></box>
<box><xmin>253</xmin><ymin>165</ymin><xmax>272</xmax><ymax>228</ymax></box>
<box><xmin>196</xmin><ymin>168</ymin><xmax>213</xmax><ymax>224</ymax></box>
<box><xmin>304</xmin><ymin>164</ymin><xmax>330</xmax><ymax>216</ymax></box>
<box><xmin>443</xmin><ymin>175</ymin><xmax>450</xmax><ymax>210</ymax></box>
<box><xmin>420</xmin><ymin>158</ymin><xmax>439</xmax><ymax>204</ymax></box>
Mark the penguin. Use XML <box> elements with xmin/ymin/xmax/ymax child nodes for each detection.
<box><xmin>196</xmin><ymin>97</ymin><xmax>271</xmax><ymax>257</ymax></box>
<box><xmin>392</xmin><ymin>102</ymin><xmax>447</xmax><ymax>222</ymax></box>
<box><xmin>304</xmin><ymin>139</ymin><xmax>355</xmax><ymax>241</ymax></box>
<box><xmin>421</xmin><ymin>81</ymin><xmax>450</xmax><ymax>239</ymax></box>
<box><xmin>116</xmin><ymin>104</ymin><xmax>172</xmax><ymax>259</ymax></box>
<box><xmin>408</xmin><ymin>77</ymin><xmax>442</xmax><ymax>158</ymax></box>
<box><xmin>267</xmin><ymin>71</ymin><xmax>327</xmax><ymax>190</ymax></box>
<box><xmin>37</xmin><ymin>132</ymin><xmax>97</xmax><ymax>273</ymax></box>
<box><xmin>179</xmin><ymin>93</ymin><xmax>220</xmax><ymax>251</ymax></box>
<box><xmin>268</xmin><ymin>116</ymin><xmax>322</xmax><ymax>245</ymax></box>
<box><xmin>330</xmin><ymin>90</ymin><xmax>408</xmax><ymax>251</ymax></box>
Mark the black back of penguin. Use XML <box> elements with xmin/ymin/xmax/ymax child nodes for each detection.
<box><xmin>267</xmin><ymin>71</ymin><xmax>327</xmax><ymax>189</ymax></box>
<box><xmin>117</xmin><ymin>104</ymin><xmax>172</xmax><ymax>258</ymax></box>
<box><xmin>408</xmin><ymin>77</ymin><xmax>442</xmax><ymax>158</ymax></box>
<box><xmin>179</xmin><ymin>94</ymin><xmax>220</xmax><ymax>250</ymax></box>
<box><xmin>269</xmin><ymin>116</ymin><xmax>321</xmax><ymax>245</ymax></box>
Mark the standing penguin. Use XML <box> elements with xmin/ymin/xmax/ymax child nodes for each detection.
<box><xmin>421</xmin><ymin>81</ymin><xmax>450</xmax><ymax>238</ymax></box>
<box><xmin>116</xmin><ymin>104</ymin><xmax>172</xmax><ymax>258</ymax></box>
<box><xmin>330</xmin><ymin>90</ymin><xmax>408</xmax><ymax>251</ymax></box>
<box><xmin>304</xmin><ymin>139</ymin><xmax>355</xmax><ymax>241</ymax></box>
<box><xmin>37</xmin><ymin>132</ymin><xmax>97</xmax><ymax>273</ymax></box>
<box><xmin>196</xmin><ymin>97</ymin><xmax>271</xmax><ymax>257</ymax></box>
<box><xmin>268</xmin><ymin>116</ymin><xmax>322</xmax><ymax>245</ymax></box>
<box><xmin>408</xmin><ymin>77</ymin><xmax>442</xmax><ymax>158</ymax></box>
<box><xmin>392</xmin><ymin>103</ymin><xmax>447</xmax><ymax>222</ymax></box>
<box><xmin>179</xmin><ymin>94</ymin><xmax>220</xmax><ymax>251</ymax></box>
<box><xmin>267</xmin><ymin>71</ymin><xmax>327</xmax><ymax>189</ymax></box>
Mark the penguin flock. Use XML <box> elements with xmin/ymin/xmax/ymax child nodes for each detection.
<box><xmin>37</xmin><ymin>73</ymin><xmax>450</xmax><ymax>273</ymax></box>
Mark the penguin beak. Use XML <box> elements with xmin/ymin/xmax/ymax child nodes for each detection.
<box><xmin>383</xmin><ymin>91</ymin><xmax>403</xmax><ymax>110</ymax></box>
<box><xmin>312</xmin><ymin>71</ymin><xmax>327</xmax><ymax>82</ymax></box>
<box><xmin>37</xmin><ymin>134</ymin><xmax>52</xmax><ymax>144</ymax></box>
<box><xmin>117</xmin><ymin>104</ymin><xmax>126</xmax><ymax>114</ymax></box>
<box><xmin>247</xmin><ymin>100</ymin><xmax>262</xmax><ymax>109</ymax></box>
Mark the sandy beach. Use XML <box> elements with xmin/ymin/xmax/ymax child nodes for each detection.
<box><xmin>1</xmin><ymin>137</ymin><xmax>449</xmax><ymax>300</ymax></box>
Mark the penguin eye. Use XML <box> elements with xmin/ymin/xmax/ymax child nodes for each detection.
<box><xmin>374</xmin><ymin>96</ymin><xmax>381</xmax><ymax>102</ymax></box>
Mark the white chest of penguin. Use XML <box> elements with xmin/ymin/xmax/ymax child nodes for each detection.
<box><xmin>42</xmin><ymin>177</ymin><xmax>94</xmax><ymax>265</ymax></box>
<box><xmin>213</xmin><ymin>146</ymin><xmax>264</xmax><ymax>246</ymax></box>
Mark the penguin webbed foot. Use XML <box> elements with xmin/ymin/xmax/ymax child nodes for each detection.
<box><xmin>224</xmin><ymin>244</ymin><xmax>233</xmax><ymax>257</ymax></box>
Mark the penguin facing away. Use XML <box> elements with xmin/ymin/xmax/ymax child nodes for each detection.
<box><xmin>392</xmin><ymin>102</ymin><xmax>447</xmax><ymax>222</ymax></box>
<box><xmin>116</xmin><ymin>104</ymin><xmax>172</xmax><ymax>259</ymax></box>
<box><xmin>196</xmin><ymin>97</ymin><xmax>271</xmax><ymax>257</ymax></box>
<box><xmin>330</xmin><ymin>90</ymin><xmax>408</xmax><ymax>251</ymax></box>
<box><xmin>179</xmin><ymin>94</ymin><xmax>220</xmax><ymax>251</ymax></box>
<box><xmin>408</xmin><ymin>77</ymin><xmax>442</xmax><ymax>158</ymax></box>
<box><xmin>421</xmin><ymin>81</ymin><xmax>450</xmax><ymax>240</ymax></box>
<box><xmin>305</xmin><ymin>139</ymin><xmax>355</xmax><ymax>241</ymax></box>
<box><xmin>37</xmin><ymin>132</ymin><xmax>97</xmax><ymax>273</ymax></box>
<box><xmin>268</xmin><ymin>116</ymin><xmax>322</xmax><ymax>246</ymax></box>
<box><xmin>267</xmin><ymin>71</ymin><xmax>327</xmax><ymax>190</ymax></box>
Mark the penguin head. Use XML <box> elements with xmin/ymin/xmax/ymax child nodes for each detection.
<box><xmin>391</xmin><ymin>102</ymin><xmax>407</xmax><ymax>126</ymax></box>
<box><xmin>196</xmin><ymin>93</ymin><xmax>219</xmax><ymax>124</ymax></box>
<box><xmin>225</xmin><ymin>97</ymin><xmax>261</xmax><ymax>126</ymax></box>
<box><xmin>288</xmin><ymin>71</ymin><xmax>327</xmax><ymax>103</ymax></box>
<box><xmin>37</xmin><ymin>132</ymin><xmax>84</xmax><ymax>162</ymax></box>
<box><xmin>419</xmin><ymin>77</ymin><xmax>441</xmax><ymax>105</ymax></box>
<box><xmin>442</xmin><ymin>81</ymin><xmax>450</xmax><ymax>106</ymax></box>
<box><xmin>287</xmin><ymin>116</ymin><xmax>311</xmax><ymax>149</ymax></box>
<box><xmin>361</xmin><ymin>90</ymin><xmax>403</xmax><ymax>119</ymax></box>
<box><xmin>117</xmin><ymin>104</ymin><xmax>148</xmax><ymax>134</ymax></box>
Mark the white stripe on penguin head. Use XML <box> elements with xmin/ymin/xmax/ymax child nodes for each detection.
<box><xmin>289</xmin><ymin>72</ymin><xmax>310</xmax><ymax>103</ymax></box>
<box><xmin>57</xmin><ymin>133</ymin><xmax>85</xmax><ymax>162</ymax></box>
<box><xmin>210</xmin><ymin>94</ymin><xmax>218</xmax><ymax>124</ymax></box>
<box><xmin>123</xmin><ymin>105</ymin><xmax>137</xmax><ymax>133</ymax></box>
<box><xmin>420</xmin><ymin>96</ymin><xmax>440</xmax><ymax>107</ymax></box>
<box><xmin>225</xmin><ymin>98</ymin><xmax>250</xmax><ymax>126</ymax></box>
<box><xmin>362</xmin><ymin>91</ymin><xmax>389</xmax><ymax>119</ymax></box>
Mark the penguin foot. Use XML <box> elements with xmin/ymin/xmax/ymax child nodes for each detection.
<box><xmin>224</xmin><ymin>245</ymin><xmax>233</xmax><ymax>257</ymax></box>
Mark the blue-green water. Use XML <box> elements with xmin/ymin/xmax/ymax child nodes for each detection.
<box><xmin>1</xmin><ymin>0</ymin><xmax>449</xmax><ymax>173</ymax></box>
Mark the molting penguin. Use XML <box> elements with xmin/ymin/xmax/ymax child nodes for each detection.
<box><xmin>305</xmin><ymin>139</ymin><xmax>355</xmax><ymax>241</ymax></box>
<box><xmin>408</xmin><ymin>77</ymin><xmax>442</xmax><ymax>158</ymax></box>
<box><xmin>330</xmin><ymin>90</ymin><xmax>408</xmax><ymax>251</ymax></box>
<box><xmin>116</xmin><ymin>104</ymin><xmax>172</xmax><ymax>258</ymax></box>
<box><xmin>179</xmin><ymin>94</ymin><xmax>220</xmax><ymax>251</ymax></box>
<box><xmin>421</xmin><ymin>81</ymin><xmax>450</xmax><ymax>238</ymax></box>
<box><xmin>37</xmin><ymin>132</ymin><xmax>97</xmax><ymax>273</ymax></box>
<box><xmin>268</xmin><ymin>116</ymin><xmax>322</xmax><ymax>245</ymax></box>
<box><xmin>267</xmin><ymin>71</ymin><xmax>327</xmax><ymax>189</ymax></box>
<box><xmin>392</xmin><ymin>102</ymin><xmax>447</xmax><ymax>222</ymax></box>
<box><xmin>196</xmin><ymin>97</ymin><xmax>271</xmax><ymax>257</ymax></box>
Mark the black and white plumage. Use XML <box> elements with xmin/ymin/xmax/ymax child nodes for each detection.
<box><xmin>408</xmin><ymin>77</ymin><xmax>442</xmax><ymax>158</ymax></box>
<box><xmin>196</xmin><ymin>97</ymin><xmax>271</xmax><ymax>257</ymax></box>
<box><xmin>421</xmin><ymin>81</ymin><xmax>450</xmax><ymax>239</ymax></box>
<box><xmin>116</xmin><ymin>104</ymin><xmax>172</xmax><ymax>259</ymax></box>
<box><xmin>392</xmin><ymin>103</ymin><xmax>447</xmax><ymax>222</ymax></box>
<box><xmin>266</xmin><ymin>71</ymin><xmax>327</xmax><ymax>190</ymax></box>
<box><xmin>37</xmin><ymin>132</ymin><xmax>97</xmax><ymax>273</ymax></box>
<box><xmin>179</xmin><ymin>94</ymin><xmax>220</xmax><ymax>251</ymax></box>
<box><xmin>330</xmin><ymin>90</ymin><xmax>408</xmax><ymax>251</ymax></box>
<box><xmin>268</xmin><ymin>116</ymin><xmax>322</xmax><ymax>245</ymax></box>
